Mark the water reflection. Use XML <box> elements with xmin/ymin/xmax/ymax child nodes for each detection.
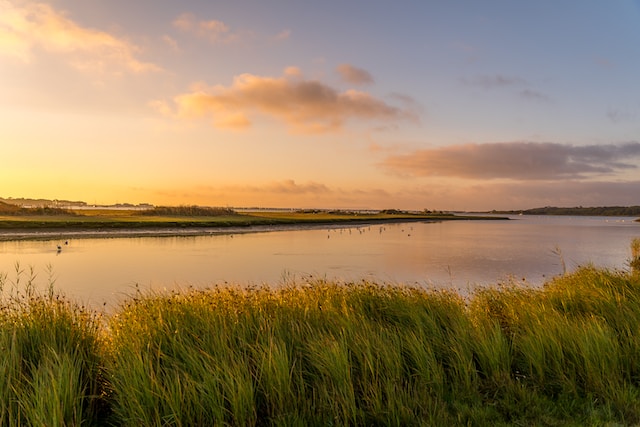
<box><xmin>0</xmin><ymin>216</ymin><xmax>638</xmax><ymax>308</ymax></box>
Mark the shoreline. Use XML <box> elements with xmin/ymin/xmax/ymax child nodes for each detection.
<box><xmin>0</xmin><ymin>215</ymin><xmax>507</xmax><ymax>242</ymax></box>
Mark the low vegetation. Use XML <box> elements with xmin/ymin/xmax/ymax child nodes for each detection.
<box><xmin>0</xmin><ymin>201</ymin><xmax>76</xmax><ymax>216</ymax></box>
<box><xmin>0</xmin><ymin>207</ymin><xmax>496</xmax><ymax>235</ymax></box>
<box><xmin>496</xmin><ymin>205</ymin><xmax>640</xmax><ymax>216</ymax></box>
<box><xmin>138</xmin><ymin>205</ymin><xmax>237</xmax><ymax>217</ymax></box>
<box><xmin>2</xmin><ymin>243</ymin><xmax>640</xmax><ymax>425</ymax></box>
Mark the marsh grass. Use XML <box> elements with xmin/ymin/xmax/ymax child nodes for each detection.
<box><xmin>0</xmin><ymin>264</ymin><xmax>108</xmax><ymax>426</ymax></box>
<box><xmin>631</xmin><ymin>237</ymin><xmax>640</xmax><ymax>275</ymax></box>
<box><xmin>106</xmin><ymin>268</ymin><xmax>640</xmax><ymax>426</ymax></box>
<box><xmin>3</xmin><ymin>259</ymin><xmax>640</xmax><ymax>425</ymax></box>
<box><xmin>0</xmin><ymin>209</ymin><xmax>491</xmax><ymax>234</ymax></box>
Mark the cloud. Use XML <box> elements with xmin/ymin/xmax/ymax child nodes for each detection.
<box><xmin>519</xmin><ymin>89</ymin><xmax>551</xmax><ymax>102</ymax></box>
<box><xmin>212</xmin><ymin>113</ymin><xmax>251</xmax><ymax>130</ymax></box>
<box><xmin>283</xmin><ymin>66</ymin><xmax>302</xmax><ymax>77</ymax></box>
<box><xmin>172</xmin><ymin>13</ymin><xmax>237</xmax><ymax>44</ymax></box>
<box><xmin>460</xmin><ymin>74</ymin><xmax>551</xmax><ymax>101</ymax></box>
<box><xmin>336</xmin><ymin>64</ymin><xmax>374</xmax><ymax>85</ymax></box>
<box><xmin>0</xmin><ymin>1</ymin><xmax>160</xmax><ymax>73</ymax></box>
<box><xmin>274</xmin><ymin>29</ymin><xmax>291</xmax><ymax>40</ymax></box>
<box><xmin>460</xmin><ymin>74</ymin><xmax>527</xmax><ymax>89</ymax></box>
<box><xmin>158</xmin><ymin>68</ymin><xmax>416</xmax><ymax>133</ymax></box>
<box><xmin>250</xmin><ymin>180</ymin><xmax>331</xmax><ymax>195</ymax></box>
<box><xmin>381</xmin><ymin>141</ymin><xmax>640</xmax><ymax>180</ymax></box>
<box><xmin>607</xmin><ymin>108</ymin><xmax>637</xmax><ymax>124</ymax></box>
<box><xmin>162</xmin><ymin>35</ymin><xmax>179</xmax><ymax>52</ymax></box>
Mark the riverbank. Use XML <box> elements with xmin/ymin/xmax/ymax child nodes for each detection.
<box><xmin>0</xmin><ymin>210</ymin><xmax>507</xmax><ymax>241</ymax></box>
<box><xmin>1</xmin><ymin>266</ymin><xmax>639</xmax><ymax>425</ymax></box>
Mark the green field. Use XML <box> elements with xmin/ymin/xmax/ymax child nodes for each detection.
<box><xmin>0</xmin><ymin>207</ymin><xmax>503</xmax><ymax>232</ymax></box>
<box><xmin>2</xmin><ymin>249</ymin><xmax>640</xmax><ymax>425</ymax></box>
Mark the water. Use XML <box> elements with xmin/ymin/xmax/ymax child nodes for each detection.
<box><xmin>1</xmin><ymin>216</ymin><xmax>639</xmax><ymax>308</ymax></box>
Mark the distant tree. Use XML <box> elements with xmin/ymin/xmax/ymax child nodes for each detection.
<box><xmin>139</xmin><ymin>205</ymin><xmax>236</xmax><ymax>217</ymax></box>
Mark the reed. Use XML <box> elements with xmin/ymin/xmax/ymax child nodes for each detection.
<box><xmin>2</xmin><ymin>261</ymin><xmax>640</xmax><ymax>425</ymax></box>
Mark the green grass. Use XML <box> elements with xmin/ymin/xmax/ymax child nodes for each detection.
<box><xmin>0</xmin><ymin>264</ymin><xmax>107</xmax><ymax>425</ymax></box>
<box><xmin>3</xmin><ymin>262</ymin><xmax>640</xmax><ymax>425</ymax></box>
<box><xmin>631</xmin><ymin>238</ymin><xmax>640</xmax><ymax>275</ymax></box>
<box><xmin>0</xmin><ymin>208</ymin><xmax>502</xmax><ymax>233</ymax></box>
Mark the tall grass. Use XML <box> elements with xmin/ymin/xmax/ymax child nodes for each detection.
<box><xmin>106</xmin><ymin>268</ymin><xmax>640</xmax><ymax>426</ymax></box>
<box><xmin>631</xmin><ymin>237</ymin><xmax>640</xmax><ymax>275</ymax></box>
<box><xmin>0</xmin><ymin>263</ymin><xmax>108</xmax><ymax>426</ymax></box>
<box><xmin>106</xmin><ymin>282</ymin><xmax>473</xmax><ymax>426</ymax></box>
<box><xmin>3</xmin><ymin>253</ymin><xmax>640</xmax><ymax>425</ymax></box>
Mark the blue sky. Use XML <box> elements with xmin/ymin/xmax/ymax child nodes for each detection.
<box><xmin>1</xmin><ymin>0</ymin><xmax>639</xmax><ymax>210</ymax></box>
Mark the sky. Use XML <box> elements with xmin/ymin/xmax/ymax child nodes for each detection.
<box><xmin>1</xmin><ymin>0</ymin><xmax>640</xmax><ymax>211</ymax></box>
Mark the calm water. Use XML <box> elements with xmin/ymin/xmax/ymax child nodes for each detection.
<box><xmin>1</xmin><ymin>216</ymin><xmax>639</xmax><ymax>308</ymax></box>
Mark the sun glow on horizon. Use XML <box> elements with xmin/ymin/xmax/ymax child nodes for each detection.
<box><xmin>2</xmin><ymin>0</ymin><xmax>639</xmax><ymax>211</ymax></box>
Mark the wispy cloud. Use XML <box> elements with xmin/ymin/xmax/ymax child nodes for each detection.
<box><xmin>460</xmin><ymin>74</ymin><xmax>526</xmax><ymax>89</ymax></box>
<box><xmin>460</xmin><ymin>74</ymin><xmax>551</xmax><ymax>102</ymax></box>
<box><xmin>519</xmin><ymin>89</ymin><xmax>551</xmax><ymax>102</ymax></box>
<box><xmin>274</xmin><ymin>29</ymin><xmax>291</xmax><ymax>41</ymax></box>
<box><xmin>0</xmin><ymin>1</ymin><xmax>160</xmax><ymax>73</ymax></box>
<box><xmin>162</xmin><ymin>35</ymin><xmax>179</xmax><ymax>52</ymax></box>
<box><xmin>153</xmin><ymin>68</ymin><xmax>417</xmax><ymax>133</ymax></box>
<box><xmin>336</xmin><ymin>64</ymin><xmax>374</xmax><ymax>85</ymax></box>
<box><xmin>172</xmin><ymin>13</ymin><xmax>239</xmax><ymax>44</ymax></box>
<box><xmin>241</xmin><ymin>180</ymin><xmax>331</xmax><ymax>195</ymax></box>
<box><xmin>607</xmin><ymin>107</ymin><xmax>637</xmax><ymax>124</ymax></box>
<box><xmin>381</xmin><ymin>141</ymin><xmax>640</xmax><ymax>180</ymax></box>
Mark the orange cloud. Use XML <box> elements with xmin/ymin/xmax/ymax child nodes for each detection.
<box><xmin>0</xmin><ymin>1</ymin><xmax>159</xmax><ymax>73</ymax></box>
<box><xmin>381</xmin><ymin>141</ymin><xmax>640</xmax><ymax>180</ymax></box>
<box><xmin>159</xmin><ymin>69</ymin><xmax>415</xmax><ymax>133</ymax></box>
<box><xmin>336</xmin><ymin>64</ymin><xmax>374</xmax><ymax>85</ymax></box>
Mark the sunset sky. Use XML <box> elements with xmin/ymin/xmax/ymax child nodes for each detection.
<box><xmin>2</xmin><ymin>0</ymin><xmax>639</xmax><ymax>211</ymax></box>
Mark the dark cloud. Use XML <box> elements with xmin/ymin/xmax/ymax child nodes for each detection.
<box><xmin>336</xmin><ymin>64</ymin><xmax>374</xmax><ymax>85</ymax></box>
<box><xmin>381</xmin><ymin>141</ymin><xmax>640</xmax><ymax>180</ymax></box>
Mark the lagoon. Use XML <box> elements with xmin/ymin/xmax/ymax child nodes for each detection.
<box><xmin>1</xmin><ymin>215</ymin><xmax>639</xmax><ymax>309</ymax></box>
